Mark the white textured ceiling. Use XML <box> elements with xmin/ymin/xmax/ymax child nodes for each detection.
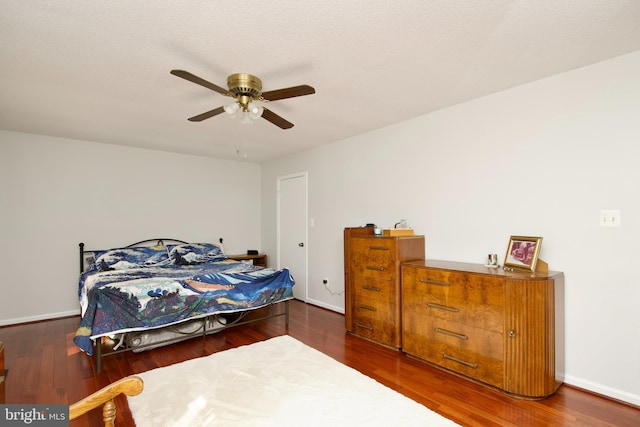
<box><xmin>2</xmin><ymin>1</ymin><xmax>640</xmax><ymax>163</ymax></box>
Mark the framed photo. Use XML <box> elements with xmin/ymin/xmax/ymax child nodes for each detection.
<box><xmin>504</xmin><ymin>236</ymin><xmax>543</xmax><ymax>272</ymax></box>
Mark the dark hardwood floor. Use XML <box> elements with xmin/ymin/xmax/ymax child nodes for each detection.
<box><xmin>1</xmin><ymin>300</ymin><xmax>638</xmax><ymax>426</ymax></box>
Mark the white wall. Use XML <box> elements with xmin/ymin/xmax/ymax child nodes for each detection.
<box><xmin>0</xmin><ymin>131</ymin><xmax>262</xmax><ymax>325</ymax></box>
<box><xmin>261</xmin><ymin>51</ymin><xmax>640</xmax><ymax>405</ymax></box>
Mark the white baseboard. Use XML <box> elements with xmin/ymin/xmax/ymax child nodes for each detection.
<box><xmin>563</xmin><ymin>374</ymin><xmax>640</xmax><ymax>406</ymax></box>
<box><xmin>304</xmin><ymin>298</ymin><xmax>345</xmax><ymax>314</ymax></box>
<box><xmin>0</xmin><ymin>309</ymin><xmax>80</xmax><ymax>327</ymax></box>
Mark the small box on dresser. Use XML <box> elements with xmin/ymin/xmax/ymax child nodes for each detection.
<box><xmin>344</xmin><ymin>227</ymin><xmax>425</xmax><ymax>349</ymax></box>
<box><xmin>401</xmin><ymin>260</ymin><xmax>564</xmax><ymax>398</ymax></box>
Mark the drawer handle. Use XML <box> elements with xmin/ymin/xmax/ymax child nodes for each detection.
<box><xmin>443</xmin><ymin>354</ymin><xmax>478</xmax><ymax>369</ymax></box>
<box><xmin>366</xmin><ymin>266</ymin><xmax>385</xmax><ymax>271</ymax></box>
<box><xmin>355</xmin><ymin>322</ymin><xmax>374</xmax><ymax>331</ymax></box>
<box><xmin>434</xmin><ymin>327</ymin><xmax>468</xmax><ymax>340</ymax></box>
<box><xmin>358</xmin><ymin>304</ymin><xmax>377</xmax><ymax>311</ymax></box>
<box><xmin>420</xmin><ymin>278</ymin><xmax>450</xmax><ymax>286</ymax></box>
<box><xmin>369</xmin><ymin>246</ymin><xmax>389</xmax><ymax>251</ymax></box>
<box><xmin>361</xmin><ymin>285</ymin><xmax>381</xmax><ymax>292</ymax></box>
<box><xmin>427</xmin><ymin>302</ymin><xmax>459</xmax><ymax>313</ymax></box>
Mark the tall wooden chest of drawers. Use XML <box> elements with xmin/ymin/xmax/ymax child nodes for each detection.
<box><xmin>401</xmin><ymin>260</ymin><xmax>564</xmax><ymax>398</ymax></box>
<box><xmin>344</xmin><ymin>227</ymin><xmax>425</xmax><ymax>348</ymax></box>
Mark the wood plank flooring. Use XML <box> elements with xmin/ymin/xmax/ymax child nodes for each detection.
<box><xmin>0</xmin><ymin>300</ymin><xmax>638</xmax><ymax>426</ymax></box>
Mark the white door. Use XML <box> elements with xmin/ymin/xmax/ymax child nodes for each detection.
<box><xmin>277</xmin><ymin>172</ymin><xmax>308</xmax><ymax>301</ymax></box>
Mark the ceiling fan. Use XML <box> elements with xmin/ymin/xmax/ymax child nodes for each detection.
<box><xmin>170</xmin><ymin>70</ymin><xmax>315</xmax><ymax>129</ymax></box>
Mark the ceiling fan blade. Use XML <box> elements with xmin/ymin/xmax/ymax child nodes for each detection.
<box><xmin>261</xmin><ymin>108</ymin><xmax>294</xmax><ymax>129</ymax></box>
<box><xmin>187</xmin><ymin>106</ymin><xmax>225</xmax><ymax>122</ymax></box>
<box><xmin>170</xmin><ymin>70</ymin><xmax>229</xmax><ymax>95</ymax></box>
<box><xmin>261</xmin><ymin>85</ymin><xmax>315</xmax><ymax>101</ymax></box>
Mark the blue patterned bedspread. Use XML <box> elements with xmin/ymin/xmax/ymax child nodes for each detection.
<box><xmin>74</xmin><ymin>258</ymin><xmax>294</xmax><ymax>355</ymax></box>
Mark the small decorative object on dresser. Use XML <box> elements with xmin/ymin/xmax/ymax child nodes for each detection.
<box><xmin>344</xmin><ymin>227</ymin><xmax>425</xmax><ymax>349</ymax></box>
<box><xmin>401</xmin><ymin>259</ymin><xmax>564</xmax><ymax>398</ymax></box>
<box><xmin>486</xmin><ymin>253</ymin><xmax>499</xmax><ymax>267</ymax></box>
<box><xmin>504</xmin><ymin>235</ymin><xmax>543</xmax><ymax>272</ymax></box>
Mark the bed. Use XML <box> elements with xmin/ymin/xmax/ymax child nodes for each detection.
<box><xmin>73</xmin><ymin>239</ymin><xmax>294</xmax><ymax>372</ymax></box>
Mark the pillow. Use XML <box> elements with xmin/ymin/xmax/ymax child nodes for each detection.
<box><xmin>169</xmin><ymin>243</ymin><xmax>224</xmax><ymax>265</ymax></box>
<box><xmin>93</xmin><ymin>246</ymin><xmax>171</xmax><ymax>271</ymax></box>
<box><xmin>83</xmin><ymin>256</ymin><xmax>97</xmax><ymax>272</ymax></box>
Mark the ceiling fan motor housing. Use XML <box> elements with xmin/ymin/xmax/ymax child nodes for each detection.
<box><xmin>227</xmin><ymin>73</ymin><xmax>262</xmax><ymax>98</ymax></box>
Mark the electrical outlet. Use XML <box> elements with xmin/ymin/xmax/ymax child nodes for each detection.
<box><xmin>600</xmin><ymin>210</ymin><xmax>621</xmax><ymax>227</ymax></box>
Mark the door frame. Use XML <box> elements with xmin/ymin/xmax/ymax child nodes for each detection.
<box><xmin>276</xmin><ymin>171</ymin><xmax>308</xmax><ymax>301</ymax></box>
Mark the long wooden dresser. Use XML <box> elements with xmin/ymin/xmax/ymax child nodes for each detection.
<box><xmin>401</xmin><ymin>260</ymin><xmax>564</xmax><ymax>398</ymax></box>
<box><xmin>344</xmin><ymin>227</ymin><xmax>425</xmax><ymax>348</ymax></box>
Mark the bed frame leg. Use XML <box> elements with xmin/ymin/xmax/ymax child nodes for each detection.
<box><xmin>285</xmin><ymin>300</ymin><xmax>290</xmax><ymax>326</ymax></box>
<box><xmin>202</xmin><ymin>318</ymin><xmax>207</xmax><ymax>341</ymax></box>
<box><xmin>95</xmin><ymin>338</ymin><xmax>102</xmax><ymax>373</ymax></box>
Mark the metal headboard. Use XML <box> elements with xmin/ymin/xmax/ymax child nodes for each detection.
<box><xmin>78</xmin><ymin>238</ymin><xmax>190</xmax><ymax>274</ymax></box>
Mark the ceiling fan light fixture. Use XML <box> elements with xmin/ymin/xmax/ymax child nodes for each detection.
<box><xmin>224</xmin><ymin>103</ymin><xmax>239</xmax><ymax>116</ymax></box>
<box><xmin>249</xmin><ymin>103</ymin><xmax>264</xmax><ymax>119</ymax></box>
<box><xmin>240</xmin><ymin>111</ymin><xmax>254</xmax><ymax>125</ymax></box>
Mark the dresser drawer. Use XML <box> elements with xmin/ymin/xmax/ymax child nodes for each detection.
<box><xmin>403</xmin><ymin>267</ymin><xmax>504</xmax><ymax>306</ymax></box>
<box><xmin>403</xmin><ymin>282</ymin><xmax>504</xmax><ymax>333</ymax></box>
<box><xmin>402</xmin><ymin>327</ymin><xmax>504</xmax><ymax>388</ymax></box>
<box><xmin>352</xmin><ymin>276</ymin><xmax>395</xmax><ymax>304</ymax></box>
<box><xmin>403</xmin><ymin>312</ymin><xmax>503</xmax><ymax>360</ymax></box>
<box><xmin>353</xmin><ymin>295</ymin><xmax>396</xmax><ymax>322</ymax></box>
<box><xmin>353</xmin><ymin>294</ymin><xmax>395</xmax><ymax>324</ymax></box>
<box><xmin>350</xmin><ymin>238</ymin><xmax>396</xmax><ymax>280</ymax></box>
<box><xmin>352</xmin><ymin>299</ymin><xmax>397</xmax><ymax>346</ymax></box>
